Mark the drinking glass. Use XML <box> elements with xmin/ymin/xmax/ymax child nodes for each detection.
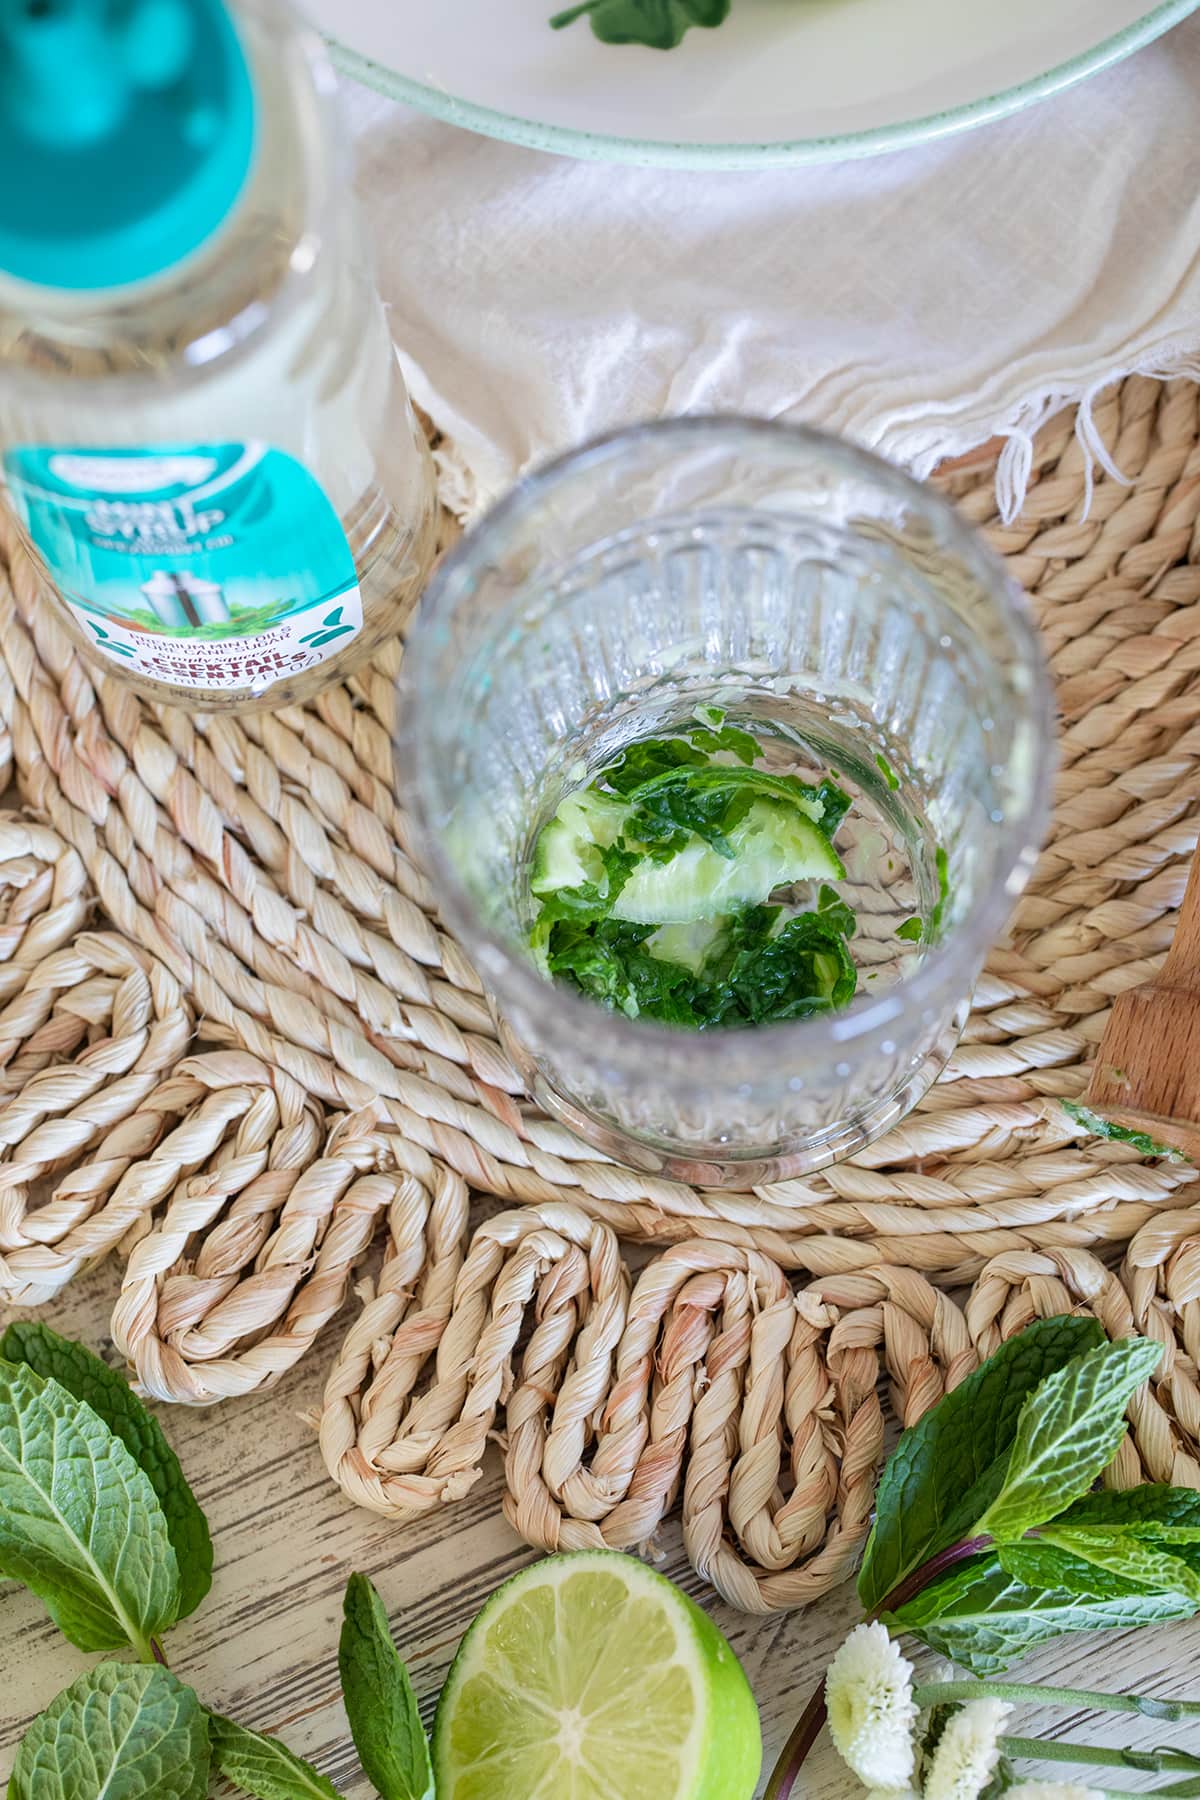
<box><xmin>400</xmin><ymin>418</ymin><xmax>1054</xmax><ymax>1185</ymax></box>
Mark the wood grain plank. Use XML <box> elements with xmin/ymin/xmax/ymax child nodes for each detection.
<box><xmin>3</xmin><ymin>1264</ymin><xmax>1200</xmax><ymax>1798</ymax></box>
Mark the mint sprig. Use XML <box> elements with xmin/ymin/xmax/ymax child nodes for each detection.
<box><xmin>771</xmin><ymin>1327</ymin><xmax>1200</xmax><ymax>1799</ymax></box>
<box><xmin>1</xmin><ymin>1330</ymin><xmax>431</xmax><ymax>1800</ymax></box>
<box><xmin>857</xmin><ymin>1314</ymin><xmax>1105</xmax><ymax>1611</ymax></box>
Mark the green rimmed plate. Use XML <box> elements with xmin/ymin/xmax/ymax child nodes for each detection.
<box><xmin>319</xmin><ymin>0</ymin><xmax>1198</xmax><ymax>170</ymax></box>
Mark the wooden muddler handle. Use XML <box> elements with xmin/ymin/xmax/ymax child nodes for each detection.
<box><xmin>1086</xmin><ymin>844</ymin><xmax>1200</xmax><ymax>1159</ymax></box>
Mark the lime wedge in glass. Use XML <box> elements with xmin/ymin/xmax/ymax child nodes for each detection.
<box><xmin>433</xmin><ymin>1551</ymin><xmax>762</xmax><ymax>1799</ymax></box>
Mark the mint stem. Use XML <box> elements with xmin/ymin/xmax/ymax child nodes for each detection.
<box><xmin>871</xmin><ymin>1534</ymin><xmax>992</xmax><ymax>1617</ymax></box>
<box><xmin>764</xmin><ymin>1534</ymin><xmax>992</xmax><ymax>1799</ymax></box>
<box><xmin>1001</xmin><ymin>1735</ymin><xmax>1200</xmax><ymax>1774</ymax></box>
<box><xmin>916</xmin><ymin>1680</ymin><xmax>1200</xmax><ymax>1721</ymax></box>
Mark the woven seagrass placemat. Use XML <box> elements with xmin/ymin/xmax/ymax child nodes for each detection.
<box><xmin>4</xmin><ymin>379</ymin><xmax>1194</xmax><ymax>1267</ymax></box>
<box><xmin>6</xmin><ymin>374</ymin><xmax>1200</xmax><ymax>1620</ymax></box>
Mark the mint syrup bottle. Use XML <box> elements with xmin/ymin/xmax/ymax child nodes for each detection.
<box><xmin>0</xmin><ymin>0</ymin><xmax>436</xmax><ymax>709</ymax></box>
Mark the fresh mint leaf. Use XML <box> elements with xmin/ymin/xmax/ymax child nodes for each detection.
<box><xmin>1060</xmin><ymin>1100</ymin><xmax>1186</xmax><ymax>1161</ymax></box>
<box><xmin>549</xmin><ymin>0</ymin><xmax>729</xmax><ymax>49</ymax></box>
<box><xmin>1030</xmin><ymin>1526</ymin><xmax>1200</xmax><ymax>1600</ymax></box>
<box><xmin>857</xmin><ymin>1314</ymin><xmax>1106</xmax><ymax>1611</ymax></box>
<box><xmin>886</xmin><ymin>1552</ymin><xmax>1196</xmax><ymax>1676</ymax></box>
<box><xmin>600</xmin><ymin>735</ymin><xmax>705</xmax><ymax>795</ymax></box>
<box><xmin>897</xmin><ymin>917</ymin><xmax>924</xmax><ymax>942</ymax></box>
<box><xmin>995</xmin><ymin>1535</ymin><xmax>1177</xmax><ymax>1599</ymax></box>
<box><xmin>930</xmin><ymin>842</ymin><xmax>951</xmax><ymax>938</ymax></box>
<box><xmin>533</xmin><ymin>841</ymin><xmax>640</xmax><ymax>927</ymax></box>
<box><xmin>814</xmin><ymin>778</ymin><xmax>852</xmax><ymax>838</ymax></box>
<box><xmin>0</xmin><ymin>1322</ymin><xmax>212</xmax><ymax>1621</ymax></box>
<box><xmin>9</xmin><ymin>1663</ymin><xmax>208</xmax><ymax>1800</ymax></box>
<box><xmin>724</xmin><ymin>909</ymin><xmax>856</xmax><ymax>1021</ymax></box>
<box><xmin>0</xmin><ymin>1358</ymin><xmax>180</xmax><ymax>1655</ymax></box>
<box><xmin>976</xmin><ymin>1336</ymin><xmax>1163</xmax><ymax>1541</ymax></box>
<box><xmin>619</xmin><ymin>764</ymin><xmax>831</xmax><ymax>860</ymax></box>
<box><xmin>688</xmin><ymin>722</ymin><xmax>758</xmax><ymax>765</ymax></box>
<box><xmin>208</xmin><ymin>1715</ymin><xmax>342</xmax><ymax>1800</ymax></box>
<box><xmin>816</xmin><ymin>882</ymin><xmax>856</xmax><ymax>938</ymax></box>
<box><xmin>1059</xmin><ymin>1485</ymin><xmax>1200</xmax><ymax>1531</ymax></box>
<box><xmin>339</xmin><ymin>1573</ymin><xmax>434</xmax><ymax>1800</ymax></box>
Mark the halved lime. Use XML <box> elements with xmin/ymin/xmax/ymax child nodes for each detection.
<box><xmin>432</xmin><ymin>1551</ymin><xmax>762</xmax><ymax>1800</ymax></box>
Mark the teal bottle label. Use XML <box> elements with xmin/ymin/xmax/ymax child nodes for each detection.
<box><xmin>2</xmin><ymin>443</ymin><xmax>361</xmax><ymax>695</ymax></box>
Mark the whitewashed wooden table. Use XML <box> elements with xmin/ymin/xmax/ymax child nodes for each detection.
<box><xmin>4</xmin><ymin>1259</ymin><xmax>1200</xmax><ymax>1798</ymax></box>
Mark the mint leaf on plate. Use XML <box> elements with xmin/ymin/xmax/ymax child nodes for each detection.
<box><xmin>549</xmin><ymin>0</ymin><xmax>730</xmax><ymax>50</ymax></box>
<box><xmin>9</xmin><ymin>1663</ymin><xmax>208</xmax><ymax>1800</ymax></box>
<box><xmin>857</xmin><ymin>1314</ymin><xmax>1105</xmax><ymax>1610</ymax></box>
<box><xmin>976</xmin><ymin>1336</ymin><xmax>1163</xmax><ymax>1541</ymax></box>
<box><xmin>0</xmin><ymin>1358</ymin><xmax>180</xmax><ymax>1655</ymax></box>
<box><xmin>208</xmin><ymin>1715</ymin><xmax>342</xmax><ymax>1799</ymax></box>
<box><xmin>885</xmin><ymin>1551</ymin><xmax>1197</xmax><ymax>1675</ymax></box>
<box><xmin>339</xmin><ymin>1572</ymin><xmax>434</xmax><ymax>1800</ymax></box>
<box><xmin>0</xmin><ymin>1322</ymin><xmax>212</xmax><ymax>1620</ymax></box>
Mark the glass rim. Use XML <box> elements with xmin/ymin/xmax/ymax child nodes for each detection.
<box><xmin>401</xmin><ymin>413</ymin><xmax>1057</xmax><ymax>1082</ymax></box>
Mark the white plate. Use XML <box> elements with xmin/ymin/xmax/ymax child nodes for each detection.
<box><xmin>319</xmin><ymin>0</ymin><xmax>1197</xmax><ymax>169</ymax></box>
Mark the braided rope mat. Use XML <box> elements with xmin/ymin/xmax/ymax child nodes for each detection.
<box><xmin>4</xmin><ymin>374</ymin><xmax>1200</xmax><ymax>1610</ymax></box>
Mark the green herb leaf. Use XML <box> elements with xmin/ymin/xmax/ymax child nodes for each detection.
<box><xmin>339</xmin><ymin>1573</ymin><xmax>434</xmax><ymax>1800</ymax></box>
<box><xmin>0</xmin><ymin>1322</ymin><xmax>212</xmax><ymax>1621</ymax></box>
<box><xmin>549</xmin><ymin>0</ymin><xmax>729</xmax><ymax>49</ymax></box>
<box><xmin>600</xmin><ymin>735</ymin><xmax>706</xmax><ymax>795</ymax></box>
<box><xmin>618</xmin><ymin>764</ymin><xmax>832</xmax><ymax>861</ymax></box>
<box><xmin>208</xmin><ymin>1715</ymin><xmax>342</xmax><ymax>1800</ymax></box>
<box><xmin>0</xmin><ymin>1358</ymin><xmax>180</xmax><ymax>1655</ymax></box>
<box><xmin>1058</xmin><ymin>1484</ymin><xmax>1200</xmax><ymax>1532</ymax></box>
<box><xmin>531</xmin><ymin>841</ymin><xmax>640</xmax><ymax>928</ymax></box>
<box><xmin>814</xmin><ymin>778</ymin><xmax>853</xmax><ymax>838</ymax></box>
<box><xmin>886</xmin><ymin>1552</ymin><xmax>1196</xmax><ymax>1676</ymax></box>
<box><xmin>1060</xmin><ymin>1100</ymin><xmax>1186</xmax><ymax>1161</ymax></box>
<box><xmin>994</xmin><ymin>1534</ymin><xmax>1178</xmax><ymax>1600</ymax></box>
<box><xmin>875</xmin><ymin>752</ymin><xmax>901</xmax><ymax>791</ymax></box>
<box><xmin>9</xmin><ymin>1663</ymin><xmax>209</xmax><ymax>1800</ymax></box>
<box><xmin>976</xmin><ymin>1336</ymin><xmax>1163</xmax><ymax>1540</ymax></box>
<box><xmin>897</xmin><ymin>916</ymin><xmax>924</xmax><ymax>942</ymax></box>
<box><xmin>1012</xmin><ymin>1527</ymin><xmax>1200</xmax><ymax>1600</ymax></box>
<box><xmin>688</xmin><ymin>721</ymin><xmax>758</xmax><ymax>765</ymax></box>
<box><xmin>930</xmin><ymin>842</ymin><xmax>951</xmax><ymax>939</ymax></box>
<box><xmin>857</xmin><ymin>1314</ymin><xmax>1106</xmax><ymax>1611</ymax></box>
<box><xmin>816</xmin><ymin>882</ymin><xmax>856</xmax><ymax>939</ymax></box>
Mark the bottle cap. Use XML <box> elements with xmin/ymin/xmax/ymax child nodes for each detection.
<box><xmin>0</xmin><ymin>0</ymin><xmax>256</xmax><ymax>290</ymax></box>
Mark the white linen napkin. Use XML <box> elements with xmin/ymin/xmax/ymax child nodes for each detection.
<box><xmin>347</xmin><ymin>13</ymin><xmax>1200</xmax><ymax>521</ymax></box>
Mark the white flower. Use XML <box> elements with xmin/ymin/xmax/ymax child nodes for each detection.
<box><xmin>923</xmin><ymin>1700</ymin><xmax>1013</xmax><ymax>1800</ymax></box>
<box><xmin>825</xmin><ymin>1622</ymin><xmax>918</xmax><ymax>1790</ymax></box>
<box><xmin>1007</xmin><ymin>1786</ymin><xmax>1103</xmax><ymax>1800</ymax></box>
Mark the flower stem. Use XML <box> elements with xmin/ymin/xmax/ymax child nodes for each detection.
<box><xmin>1000</xmin><ymin>1735</ymin><xmax>1200</xmax><ymax>1775</ymax></box>
<box><xmin>916</xmin><ymin>1680</ymin><xmax>1200</xmax><ymax>1721</ymax></box>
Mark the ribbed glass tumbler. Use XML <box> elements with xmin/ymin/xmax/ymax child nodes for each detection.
<box><xmin>400</xmin><ymin>419</ymin><xmax>1055</xmax><ymax>1186</ymax></box>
